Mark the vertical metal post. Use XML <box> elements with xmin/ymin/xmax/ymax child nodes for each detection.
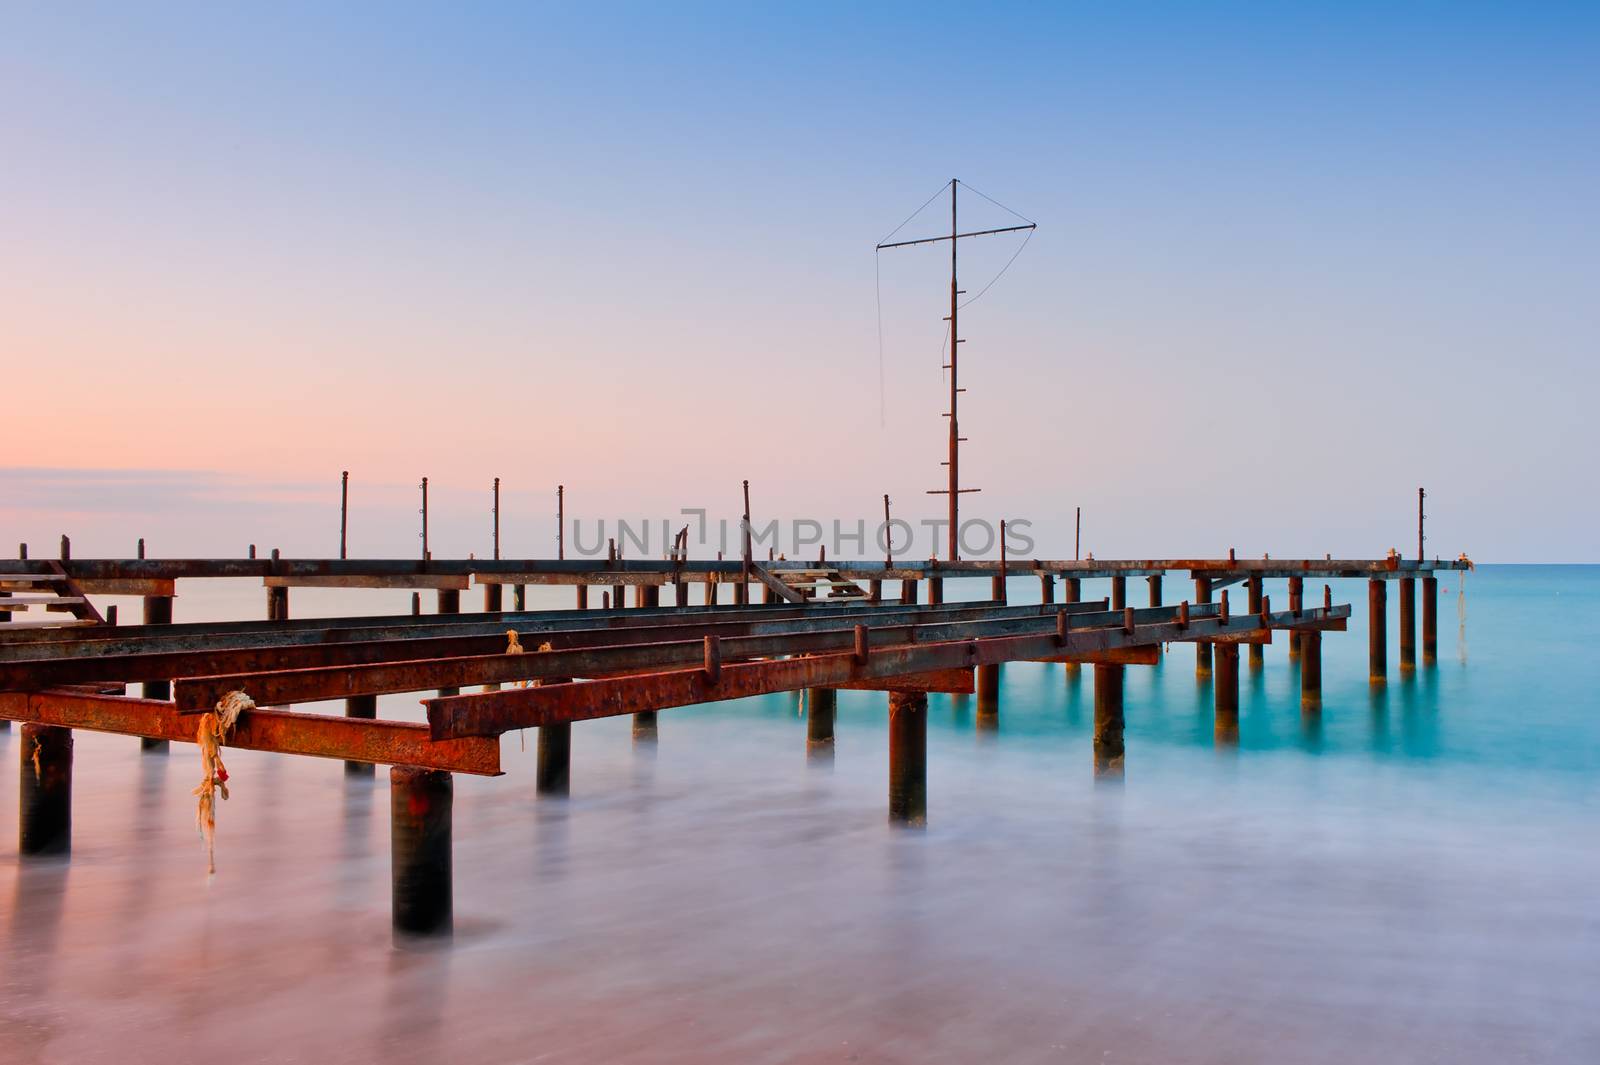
<box><xmin>1194</xmin><ymin>577</ymin><xmax>1213</xmax><ymax>677</ymax></box>
<box><xmin>141</xmin><ymin>594</ymin><xmax>174</xmax><ymax>751</ymax></box>
<box><xmin>1418</xmin><ymin>486</ymin><xmax>1426</xmax><ymax>562</ymax></box>
<box><xmin>741</xmin><ymin>479</ymin><xmax>752</xmax><ymax>592</ymax></box>
<box><xmin>492</xmin><ymin>477</ymin><xmax>500</xmax><ymax>561</ymax></box>
<box><xmin>344</xmin><ymin>695</ymin><xmax>376</xmax><ymax>776</ymax></box>
<box><xmin>1214</xmin><ymin>643</ymin><xmax>1239</xmax><ymax>744</ymax></box>
<box><xmin>947</xmin><ymin>180</ymin><xmax>959</xmax><ymax>562</ymax></box>
<box><xmin>390</xmin><ymin>766</ymin><xmax>452</xmax><ymax>937</ymax></box>
<box><xmin>1399</xmin><ymin>576</ymin><xmax>1416</xmax><ymax>671</ymax></box>
<box><xmin>1075</xmin><ymin>506</ymin><xmax>1081</xmax><ymax>560</ymax></box>
<box><xmin>1287</xmin><ymin>576</ymin><xmax>1304</xmax><ymax>660</ymax></box>
<box><xmin>436</xmin><ymin>589</ymin><xmax>460</xmax><ymax>696</ymax></box>
<box><xmin>19</xmin><ymin>724</ymin><xmax>72</xmax><ymax>856</ymax></box>
<box><xmin>1422</xmin><ymin>575</ymin><xmax>1438</xmax><ymax>664</ymax></box>
<box><xmin>1147</xmin><ymin>573</ymin><xmax>1162</xmax><ymax>608</ymax></box>
<box><xmin>340</xmin><ymin>470</ymin><xmax>349</xmax><ymax>559</ymax></box>
<box><xmin>887</xmin><ymin>690</ymin><xmax>927</xmax><ymax>825</ymax></box>
<box><xmin>1368</xmin><ymin>578</ymin><xmax>1387</xmax><ymax>684</ymax></box>
<box><xmin>1093</xmin><ymin>663</ymin><xmax>1125</xmax><ymax>778</ymax></box>
<box><xmin>1246</xmin><ymin>575</ymin><xmax>1264</xmax><ymax>670</ymax></box>
<box><xmin>557</xmin><ymin>485</ymin><xmax>565</xmax><ymax>559</ymax></box>
<box><xmin>807</xmin><ymin>688</ymin><xmax>836</xmax><ymax>755</ymax></box>
<box><xmin>1302</xmin><ymin>630</ymin><xmax>1323</xmax><ymax>709</ymax></box>
<box><xmin>420</xmin><ymin>477</ymin><xmax>429</xmax><ymax>560</ymax></box>
<box><xmin>1111</xmin><ymin>575</ymin><xmax>1126</xmax><ymax>611</ymax></box>
<box><xmin>976</xmin><ymin>663</ymin><xmax>1000</xmax><ymax>728</ymax></box>
<box><xmin>537</xmin><ymin>720</ymin><xmax>571</xmax><ymax>795</ymax></box>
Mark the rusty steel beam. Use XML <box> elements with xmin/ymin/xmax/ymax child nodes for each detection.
<box><xmin>0</xmin><ymin>691</ymin><xmax>501</xmax><ymax>775</ymax></box>
<box><xmin>171</xmin><ymin>600</ymin><xmax>1181</xmax><ymax>711</ymax></box>
<box><xmin>5</xmin><ymin>599</ymin><xmax>1121</xmax><ymax>691</ymax></box>
<box><xmin>426</xmin><ymin>606</ymin><xmax>1350</xmax><ymax>738</ymax></box>
<box><xmin>0</xmin><ymin>595</ymin><xmax>1085</xmax><ymax>660</ymax></box>
<box><xmin>0</xmin><ymin>555</ymin><xmax>1474</xmax><ymax>589</ymax></box>
<box><xmin>837</xmin><ymin>668</ymin><xmax>975</xmax><ymax>694</ymax></box>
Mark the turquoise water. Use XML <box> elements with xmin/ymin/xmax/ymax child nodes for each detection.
<box><xmin>2</xmin><ymin>565</ymin><xmax>1596</xmax><ymax>1063</ymax></box>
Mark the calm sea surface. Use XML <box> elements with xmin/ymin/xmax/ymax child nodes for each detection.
<box><xmin>2</xmin><ymin>565</ymin><xmax>1596</xmax><ymax>1063</ymax></box>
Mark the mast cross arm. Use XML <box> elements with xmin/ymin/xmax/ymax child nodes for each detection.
<box><xmin>876</xmin><ymin>223</ymin><xmax>1036</xmax><ymax>251</ymax></box>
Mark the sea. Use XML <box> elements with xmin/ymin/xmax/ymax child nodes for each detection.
<box><xmin>2</xmin><ymin>564</ymin><xmax>1596</xmax><ymax>1063</ymax></box>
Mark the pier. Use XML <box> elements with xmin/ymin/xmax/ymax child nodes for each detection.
<box><xmin>1</xmin><ymin>548</ymin><xmax>1467</xmax><ymax>936</ymax></box>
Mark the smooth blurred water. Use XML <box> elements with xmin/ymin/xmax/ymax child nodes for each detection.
<box><xmin>2</xmin><ymin>565</ymin><xmax>1596</xmax><ymax>1063</ymax></box>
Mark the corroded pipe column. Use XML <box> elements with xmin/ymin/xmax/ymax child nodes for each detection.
<box><xmin>901</xmin><ymin>578</ymin><xmax>919</xmax><ymax>605</ymax></box>
<box><xmin>1040</xmin><ymin>573</ymin><xmax>1055</xmax><ymax>602</ymax></box>
<box><xmin>868</xmin><ymin>578</ymin><xmax>882</xmax><ymax>603</ymax></box>
<box><xmin>1287</xmin><ymin>577</ymin><xmax>1303</xmax><ymax>660</ymax></box>
<box><xmin>141</xmin><ymin>594</ymin><xmax>174</xmax><ymax>752</ymax></box>
<box><xmin>391</xmin><ymin>766</ymin><xmax>452</xmax><ymax>937</ymax></box>
<box><xmin>1216</xmin><ymin>639</ymin><xmax>1241</xmax><ymax>738</ymax></box>
<box><xmin>575</xmin><ymin>585</ymin><xmax>589</xmax><ymax>609</ymax></box>
<box><xmin>436</xmin><ymin>589</ymin><xmax>461</xmax><ymax>697</ymax></box>
<box><xmin>1301</xmin><ymin>629</ymin><xmax>1323</xmax><ymax>709</ymax></box>
<box><xmin>1398</xmin><ymin>576</ymin><xmax>1416</xmax><ymax>672</ymax></box>
<box><xmin>1214</xmin><ymin>644</ymin><xmax>1239</xmax><ymax>745</ymax></box>
<box><xmin>1194</xmin><ymin>578</ymin><xmax>1213</xmax><ymax>678</ymax></box>
<box><xmin>20</xmin><ymin>724</ymin><xmax>72</xmax><ymax>856</ymax></box>
<box><xmin>266</xmin><ymin>584</ymin><xmax>289</xmax><ymax>622</ymax></box>
<box><xmin>537</xmin><ymin>721</ymin><xmax>571</xmax><ymax>795</ymax></box>
<box><xmin>976</xmin><ymin>663</ymin><xmax>1000</xmax><ymax>729</ymax></box>
<box><xmin>806</xmin><ymin>688</ymin><xmax>836</xmax><ymax>754</ymax></box>
<box><xmin>484</xmin><ymin>582</ymin><xmax>503</xmax><ymax>613</ymax></box>
<box><xmin>1368</xmin><ymin>579</ymin><xmax>1387</xmax><ymax>684</ymax></box>
<box><xmin>344</xmin><ymin>694</ymin><xmax>377</xmax><ymax>776</ymax></box>
<box><xmin>1093</xmin><ymin>663</ymin><xmax>1125</xmax><ymax>778</ymax></box>
<box><xmin>887</xmin><ymin>690</ymin><xmax>927</xmax><ymax>825</ymax></box>
<box><xmin>929</xmin><ymin>576</ymin><xmax>944</xmax><ymax>606</ymax></box>
<box><xmin>1246</xmin><ymin>576</ymin><xmax>1264</xmax><ymax>670</ymax></box>
<box><xmin>1147</xmin><ymin>574</ymin><xmax>1162</xmax><ymax>608</ymax></box>
<box><xmin>513</xmin><ymin>584</ymin><xmax>526</xmax><ymax>610</ymax></box>
<box><xmin>1110</xmin><ymin>575</ymin><xmax>1126</xmax><ymax>611</ymax></box>
<box><xmin>1422</xmin><ymin>575</ymin><xmax>1438</xmax><ymax>665</ymax></box>
<box><xmin>1063</xmin><ymin>578</ymin><xmax>1081</xmax><ymax>675</ymax></box>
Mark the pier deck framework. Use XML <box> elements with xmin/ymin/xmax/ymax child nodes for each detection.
<box><xmin>1</xmin><ymin>551</ymin><xmax>1467</xmax><ymax>936</ymax></box>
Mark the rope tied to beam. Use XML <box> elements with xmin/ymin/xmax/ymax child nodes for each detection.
<box><xmin>193</xmin><ymin>690</ymin><xmax>254</xmax><ymax>875</ymax></box>
<box><xmin>504</xmin><ymin>631</ymin><xmax>554</xmax><ymax>749</ymax></box>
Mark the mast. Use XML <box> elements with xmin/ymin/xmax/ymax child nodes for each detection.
<box><xmin>947</xmin><ymin>180</ymin><xmax>959</xmax><ymax>560</ymax></box>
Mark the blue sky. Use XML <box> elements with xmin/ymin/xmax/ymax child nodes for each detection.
<box><xmin>3</xmin><ymin>3</ymin><xmax>1597</xmax><ymax>560</ymax></box>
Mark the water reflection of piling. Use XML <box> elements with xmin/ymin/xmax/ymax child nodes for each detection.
<box><xmin>20</xmin><ymin>723</ymin><xmax>72</xmax><ymax>856</ymax></box>
<box><xmin>887</xmin><ymin>690</ymin><xmax>927</xmax><ymax>826</ymax></box>
<box><xmin>1093</xmin><ymin>663</ymin><xmax>1125</xmax><ymax>778</ymax></box>
<box><xmin>391</xmin><ymin>766</ymin><xmax>452</xmax><ymax>937</ymax></box>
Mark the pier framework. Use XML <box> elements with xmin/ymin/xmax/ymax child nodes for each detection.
<box><xmin>2</xmin><ymin>550</ymin><xmax>1466</xmax><ymax>936</ymax></box>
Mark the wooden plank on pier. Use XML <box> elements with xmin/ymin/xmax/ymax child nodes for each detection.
<box><xmin>0</xmin><ymin>690</ymin><xmax>501</xmax><ymax>775</ymax></box>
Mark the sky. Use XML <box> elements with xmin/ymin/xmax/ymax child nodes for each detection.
<box><xmin>3</xmin><ymin>2</ymin><xmax>1597</xmax><ymax>562</ymax></box>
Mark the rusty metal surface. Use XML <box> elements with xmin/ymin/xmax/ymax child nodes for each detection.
<box><xmin>425</xmin><ymin>605</ymin><xmax>1351</xmax><ymax>738</ymax></box>
<box><xmin>169</xmin><ymin>601</ymin><xmax>1188</xmax><ymax>711</ymax></box>
<box><xmin>0</xmin><ymin>601</ymin><xmax>1121</xmax><ymax>691</ymax></box>
<box><xmin>0</xmin><ymin>691</ymin><xmax>501</xmax><ymax>775</ymax></box>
